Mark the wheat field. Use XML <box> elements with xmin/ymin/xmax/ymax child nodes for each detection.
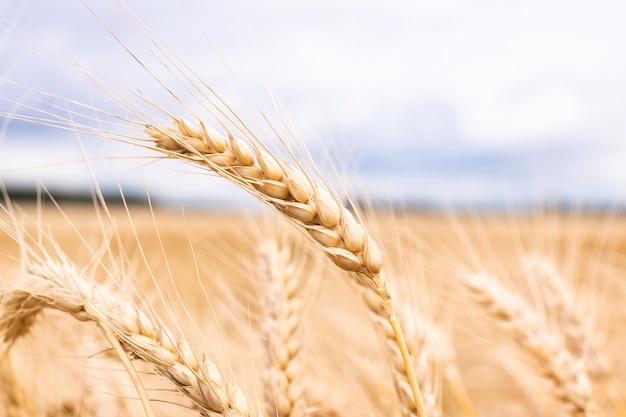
<box><xmin>1</xmin><ymin>204</ymin><xmax>624</xmax><ymax>416</ymax></box>
<box><xmin>1</xmin><ymin>2</ymin><xmax>626</xmax><ymax>417</ymax></box>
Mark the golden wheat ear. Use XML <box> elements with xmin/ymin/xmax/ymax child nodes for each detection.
<box><xmin>257</xmin><ymin>240</ymin><xmax>308</xmax><ymax>417</ymax></box>
<box><xmin>145</xmin><ymin>118</ymin><xmax>383</xmax><ymax>277</ymax></box>
<box><xmin>522</xmin><ymin>254</ymin><xmax>608</xmax><ymax>380</ymax></box>
<box><xmin>144</xmin><ymin>118</ymin><xmax>428</xmax><ymax>417</ymax></box>
<box><xmin>466</xmin><ymin>272</ymin><xmax>599</xmax><ymax>416</ymax></box>
<box><xmin>0</xmin><ymin>259</ymin><xmax>255</xmax><ymax>417</ymax></box>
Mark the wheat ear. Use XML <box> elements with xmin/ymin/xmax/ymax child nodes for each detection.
<box><xmin>144</xmin><ymin>118</ymin><xmax>427</xmax><ymax>417</ymax></box>
<box><xmin>0</xmin><ymin>260</ymin><xmax>253</xmax><ymax>417</ymax></box>
<box><xmin>466</xmin><ymin>272</ymin><xmax>597</xmax><ymax>417</ymax></box>
<box><xmin>522</xmin><ymin>255</ymin><xmax>607</xmax><ymax>380</ymax></box>
<box><xmin>258</xmin><ymin>241</ymin><xmax>306</xmax><ymax>417</ymax></box>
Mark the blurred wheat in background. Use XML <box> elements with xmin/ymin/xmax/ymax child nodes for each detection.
<box><xmin>1</xmin><ymin>1</ymin><xmax>626</xmax><ymax>417</ymax></box>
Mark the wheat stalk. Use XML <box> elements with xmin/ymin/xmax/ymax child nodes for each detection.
<box><xmin>400</xmin><ymin>312</ymin><xmax>442</xmax><ymax>417</ymax></box>
<box><xmin>401</xmin><ymin>310</ymin><xmax>476</xmax><ymax>417</ymax></box>
<box><xmin>144</xmin><ymin>118</ymin><xmax>427</xmax><ymax>417</ymax></box>
<box><xmin>0</xmin><ymin>259</ymin><xmax>254</xmax><ymax>417</ymax></box>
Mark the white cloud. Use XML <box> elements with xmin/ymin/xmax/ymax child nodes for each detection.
<box><xmin>2</xmin><ymin>0</ymin><xmax>626</xmax><ymax>206</ymax></box>
<box><xmin>461</xmin><ymin>88</ymin><xmax>586</xmax><ymax>144</ymax></box>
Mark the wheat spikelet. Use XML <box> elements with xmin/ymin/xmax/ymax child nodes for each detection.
<box><xmin>258</xmin><ymin>241</ymin><xmax>306</xmax><ymax>417</ymax></box>
<box><xmin>0</xmin><ymin>259</ymin><xmax>254</xmax><ymax>417</ymax></box>
<box><xmin>144</xmin><ymin>118</ymin><xmax>427</xmax><ymax>417</ymax></box>
<box><xmin>466</xmin><ymin>272</ymin><xmax>598</xmax><ymax>416</ymax></box>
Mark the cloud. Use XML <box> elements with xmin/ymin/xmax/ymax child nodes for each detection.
<box><xmin>2</xmin><ymin>0</ymin><xmax>626</xmax><ymax>207</ymax></box>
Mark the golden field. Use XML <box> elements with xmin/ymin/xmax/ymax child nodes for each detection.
<box><xmin>1</xmin><ymin>202</ymin><xmax>624</xmax><ymax>417</ymax></box>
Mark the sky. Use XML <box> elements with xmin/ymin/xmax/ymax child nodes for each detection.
<box><xmin>1</xmin><ymin>0</ymin><xmax>626</xmax><ymax>210</ymax></box>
